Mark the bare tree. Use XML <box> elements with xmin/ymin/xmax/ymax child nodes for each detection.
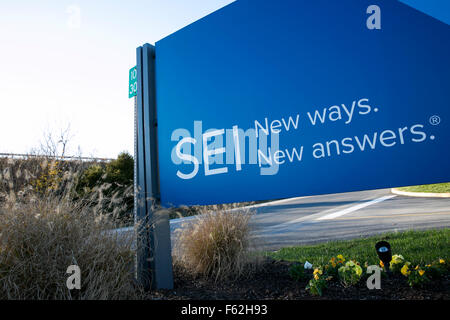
<box><xmin>32</xmin><ymin>124</ymin><xmax>75</xmax><ymax>158</ymax></box>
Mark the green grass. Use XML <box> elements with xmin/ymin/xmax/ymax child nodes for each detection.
<box><xmin>398</xmin><ymin>183</ymin><xmax>450</xmax><ymax>193</ymax></box>
<box><xmin>269</xmin><ymin>229</ymin><xmax>449</xmax><ymax>266</ymax></box>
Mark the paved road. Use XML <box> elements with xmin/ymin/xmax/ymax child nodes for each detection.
<box><xmin>170</xmin><ymin>188</ymin><xmax>450</xmax><ymax>251</ymax></box>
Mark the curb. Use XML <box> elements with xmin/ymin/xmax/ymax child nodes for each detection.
<box><xmin>391</xmin><ymin>188</ymin><xmax>450</xmax><ymax>198</ymax></box>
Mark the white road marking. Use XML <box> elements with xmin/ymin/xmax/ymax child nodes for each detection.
<box><xmin>316</xmin><ymin>195</ymin><xmax>397</xmax><ymax>221</ymax></box>
<box><xmin>225</xmin><ymin>196</ymin><xmax>312</xmax><ymax>212</ymax></box>
<box><xmin>251</xmin><ymin>192</ymin><xmax>392</xmax><ymax>233</ymax></box>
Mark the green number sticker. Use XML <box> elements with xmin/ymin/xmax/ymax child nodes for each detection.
<box><xmin>129</xmin><ymin>66</ymin><xmax>137</xmax><ymax>98</ymax></box>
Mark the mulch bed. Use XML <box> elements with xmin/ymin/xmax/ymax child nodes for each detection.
<box><xmin>148</xmin><ymin>259</ymin><xmax>449</xmax><ymax>300</ymax></box>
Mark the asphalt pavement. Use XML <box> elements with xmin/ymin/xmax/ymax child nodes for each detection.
<box><xmin>169</xmin><ymin>188</ymin><xmax>450</xmax><ymax>251</ymax></box>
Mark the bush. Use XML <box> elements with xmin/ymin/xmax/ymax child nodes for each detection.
<box><xmin>289</xmin><ymin>263</ymin><xmax>307</xmax><ymax>282</ymax></box>
<box><xmin>424</xmin><ymin>259</ymin><xmax>447</xmax><ymax>280</ymax></box>
<box><xmin>104</xmin><ymin>152</ymin><xmax>134</xmax><ymax>186</ymax></box>
<box><xmin>77</xmin><ymin>164</ymin><xmax>104</xmax><ymax>192</ymax></box>
<box><xmin>0</xmin><ymin>158</ymin><xmax>145</xmax><ymax>299</ymax></box>
<box><xmin>0</xmin><ymin>196</ymin><xmax>144</xmax><ymax>299</ymax></box>
<box><xmin>306</xmin><ymin>269</ymin><xmax>328</xmax><ymax>296</ymax></box>
<box><xmin>338</xmin><ymin>260</ymin><xmax>363</xmax><ymax>287</ymax></box>
<box><xmin>405</xmin><ymin>266</ymin><xmax>430</xmax><ymax>288</ymax></box>
<box><xmin>323</xmin><ymin>255</ymin><xmax>346</xmax><ymax>280</ymax></box>
<box><xmin>390</xmin><ymin>254</ymin><xmax>406</xmax><ymax>273</ymax></box>
<box><xmin>401</xmin><ymin>259</ymin><xmax>447</xmax><ymax>288</ymax></box>
<box><xmin>0</xmin><ymin>157</ymin><xmax>88</xmax><ymax>204</ymax></box>
<box><xmin>74</xmin><ymin>152</ymin><xmax>134</xmax><ymax>224</ymax></box>
<box><xmin>174</xmin><ymin>209</ymin><xmax>254</xmax><ymax>281</ymax></box>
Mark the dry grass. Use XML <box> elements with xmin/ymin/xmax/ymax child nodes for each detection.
<box><xmin>0</xmin><ymin>198</ymin><xmax>144</xmax><ymax>299</ymax></box>
<box><xmin>174</xmin><ymin>208</ymin><xmax>259</xmax><ymax>282</ymax></box>
<box><xmin>0</xmin><ymin>157</ymin><xmax>94</xmax><ymax>202</ymax></box>
<box><xmin>0</xmin><ymin>157</ymin><xmax>145</xmax><ymax>299</ymax></box>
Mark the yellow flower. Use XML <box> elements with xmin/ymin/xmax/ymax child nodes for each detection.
<box><xmin>313</xmin><ymin>268</ymin><xmax>323</xmax><ymax>275</ymax></box>
<box><xmin>419</xmin><ymin>270</ymin><xmax>425</xmax><ymax>276</ymax></box>
<box><xmin>355</xmin><ymin>265</ymin><xmax>363</xmax><ymax>276</ymax></box>
<box><xmin>329</xmin><ymin>257</ymin><xmax>337</xmax><ymax>267</ymax></box>
<box><xmin>314</xmin><ymin>274</ymin><xmax>320</xmax><ymax>280</ymax></box>
<box><xmin>401</xmin><ymin>263</ymin><xmax>411</xmax><ymax>277</ymax></box>
<box><xmin>390</xmin><ymin>254</ymin><xmax>405</xmax><ymax>268</ymax></box>
<box><xmin>439</xmin><ymin>259</ymin><xmax>445</xmax><ymax>264</ymax></box>
<box><xmin>415</xmin><ymin>265</ymin><xmax>419</xmax><ymax>270</ymax></box>
<box><xmin>392</xmin><ymin>255</ymin><xmax>403</xmax><ymax>263</ymax></box>
<box><xmin>337</xmin><ymin>254</ymin><xmax>345</xmax><ymax>262</ymax></box>
<box><xmin>426</xmin><ymin>264</ymin><xmax>431</xmax><ymax>268</ymax></box>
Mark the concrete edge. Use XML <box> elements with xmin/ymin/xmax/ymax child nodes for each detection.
<box><xmin>391</xmin><ymin>188</ymin><xmax>450</xmax><ymax>198</ymax></box>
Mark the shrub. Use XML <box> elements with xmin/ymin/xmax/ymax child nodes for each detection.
<box><xmin>0</xmin><ymin>157</ymin><xmax>88</xmax><ymax>204</ymax></box>
<box><xmin>338</xmin><ymin>260</ymin><xmax>363</xmax><ymax>287</ymax></box>
<box><xmin>289</xmin><ymin>263</ymin><xmax>307</xmax><ymax>282</ymax></box>
<box><xmin>76</xmin><ymin>164</ymin><xmax>105</xmax><ymax>193</ymax></box>
<box><xmin>104</xmin><ymin>152</ymin><xmax>134</xmax><ymax>186</ymax></box>
<box><xmin>74</xmin><ymin>152</ymin><xmax>134</xmax><ymax>224</ymax></box>
<box><xmin>0</xmin><ymin>158</ymin><xmax>145</xmax><ymax>299</ymax></box>
<box><xmin>405</xmin><ymin>266</ymin><xmax>430</xmax><ymax>288</ymax></box>
<box><xmin>424</xmin><ymin>259</ymin><xmax>447</xmax><ymax>280</ymax></box>
<box><xmin>32</xmin><ymin>160</ymin><xmax>63</xmax><ymax>196</ymax></box>
<box><xmin>174</xmin><ymin>209</ymin><xmax>254</xmax><ymax>281</ymax></box>
<box><xmin>0</xmin><ymin>196</ymin><xmax>144</xmax><ymax>299</ymax></box>
<box><xmin>402</xmin><ymin>259</ymin><xmax>447</xmax><ymax>288</ymax></box>
<box><xmin>306</xmin><ymin>269</ymin><xmax>328</xmax><ymax>296</ymax></box>
<box><xmin>323</xmin><ymin>255</ymin><xmax>346</xmax><ymax>280</ymax></box>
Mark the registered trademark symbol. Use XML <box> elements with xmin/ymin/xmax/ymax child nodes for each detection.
<box><xmin>429</xmin><ymin>115</ymin><xmax>441</xmax><ymax>126</ymax></box>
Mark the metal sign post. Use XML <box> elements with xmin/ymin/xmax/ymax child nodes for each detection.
<box><xmin>133</xmin><ymin>44</ymin><xmax>173</xmax><ymax>290</ymax></box>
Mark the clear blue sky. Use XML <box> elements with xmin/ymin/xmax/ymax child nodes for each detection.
<box><xmin>0</xmin><ymin>0</ymin><xmax>234</xmax><ymax>158</ymax></box>
<box><xmin>0</xmin><ymin>0</ymin><xmax>446</xmax><ymax>158</ymax></box>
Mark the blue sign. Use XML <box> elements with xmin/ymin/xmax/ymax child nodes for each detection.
<box><xmin>152</xmin><ymin>0</ymin><xmax>450</xmax><ymax>207</ymax></box>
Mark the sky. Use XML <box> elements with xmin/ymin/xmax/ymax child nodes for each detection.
<box><xmin>0</xmin><ymin>0</ymin><xmax>446</xmax><ymax>159</ymax></box>
<box><xmin>0</xmin><ymin>0</ymin><xmax>234</xmax><ymax>158</ymax></box>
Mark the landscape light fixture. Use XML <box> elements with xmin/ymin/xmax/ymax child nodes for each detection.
<box><xmin>375</xmin><ymin>241</ymin><xmax>392</xmax><ymax>274</ymax></box>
